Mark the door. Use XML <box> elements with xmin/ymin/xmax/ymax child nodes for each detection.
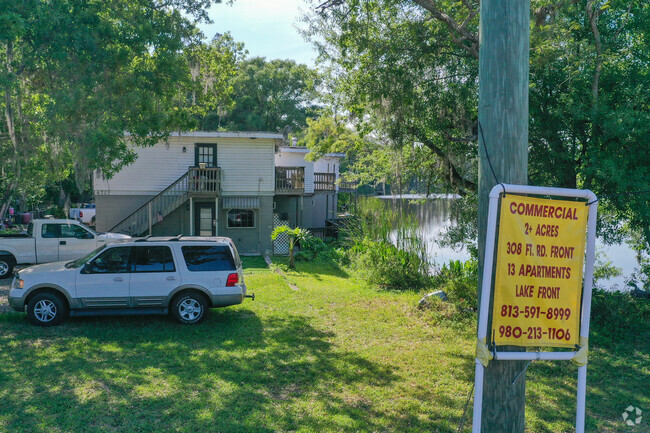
<box><xmin>129</xmin><ymin>245</ymin><xmax>180</xmax><ymax>307</ymax></box>
<box><xmin>194</xmin><ymin>202</ymin><xmax>215</xmax><ymax>236</ymax></box>
<box><xmin>75</xmin><ymin>246</ymin><xmax>132</xmax><ymax>308</ymax></box>
<box><xmin>195</xmin><ymin>143</ymin><xmax>217</xmax><ymax>167</ymax></box>
<box><xmin>37</xmin><ymin>223</ymin><xmax>60</xmax><ymax>263</ymax></box>
<box><xmin>59</xmin><ymin>223</ymin><xmax>97</xmax><ymax>261</ymax></box>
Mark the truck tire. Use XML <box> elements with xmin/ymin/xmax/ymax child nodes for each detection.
<box><xmin>26</xmin><ymin>292</ymin><xmax>68</xmax><ymax>327</ymax></box>
<box><xmin>0</xmin><ymin>255</ymin><xmax>15</xmax><ymax>279</ymax></box>
<box><xmin>171</xmin><ymin>292</ymin><xmax>209</xmax><ymax>324</ymax></box>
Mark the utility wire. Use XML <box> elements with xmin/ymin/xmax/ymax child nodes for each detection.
<box><xmin>478</xmin><ymin>121</ymin><xmax>499</xmax><ymax>185</ymax></box>
<box><xmin>586</xmin><ymin>190</ymin><xmax>650</xmax><ymax>206</ymax></box>
<box><xmin>477</xmin><ymin>121</ymin><xmax>650</xmax><ymax>205</ymax></box>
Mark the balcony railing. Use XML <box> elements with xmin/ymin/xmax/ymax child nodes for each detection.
<box><xmin>276</xmin><ymin>167</ymin><xmax>305</xmax><ymax>193</ymax></box>
<box><xmin>314</xmin><ymin>172</ymin><xmax>336</xmax><ymax>191</ymax></box>
<box><xmin>188</xmin><ymin>167</ymin><xmax>221</xmax><ymax>194</ymax></box>
<box><xmin>338</xmin><ymin>180</ymin><xmax>358</xmax><ymax>191</ymax></box>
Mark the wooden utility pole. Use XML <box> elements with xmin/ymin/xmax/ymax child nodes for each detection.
<box><xmin>477</xmin><ymin>0</ymin><xmax>530</xmax><ymax>432</ymax></box>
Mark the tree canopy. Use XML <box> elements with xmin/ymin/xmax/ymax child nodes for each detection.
<box><xmin>203</xmin><ymin>57</ymin><xmax>322</xmax><ymax>133</ymax></box>
<box><xmin>0</xmin><ymin>0</ymin><xmax>238</xmax><ymax>217</ymax></box>
<box><xmin>303</xmin><ymin>0</ymin><xmax>650</xmax><ymax>247</ymax></box>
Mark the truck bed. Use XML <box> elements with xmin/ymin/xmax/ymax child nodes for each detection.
<box><xmin>0</xmin><ymin>232</ymin><xmax>30</xmax><ymax>238</ymax></box>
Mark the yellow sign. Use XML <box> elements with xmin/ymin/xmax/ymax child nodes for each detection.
<box><xmin>491</xmin><ymin>195</ymin><xmax>588</xmax><ymax>347</ymax></box>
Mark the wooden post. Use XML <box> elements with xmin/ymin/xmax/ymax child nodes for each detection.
<box><xmin>214</xmin><ymin>197</ymin><xmax>218</xmax><ymax>236</ymax></box>
<box><xmin>477</xmin><ymin>0</ymin><xmax>529</xmax><ymax>431</ymax></box>
<box><xmin>148</xmin><ymin>202</ymin><xmax>152</xmax><ymax>236</ymax></box>
<box><xmin>189</xmin><ymin>197</ymin><xmax>194</xmax><ymax>236</ymax></box>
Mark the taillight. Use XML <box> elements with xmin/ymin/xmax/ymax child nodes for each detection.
<box><xmin>79</xmin><ymin>211</ymin><xmax>83</xmax><ymax>218</ymax></box>
<box><xmin>226</xmin><ymin>273</ymin><xmax>239</xmax><ymax>287</ymax></box>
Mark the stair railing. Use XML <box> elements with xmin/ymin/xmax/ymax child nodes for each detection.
<box><xmin>109</xmin><ymin>171</ymin><xmax>191</xmax><ymax>236</ymax></box>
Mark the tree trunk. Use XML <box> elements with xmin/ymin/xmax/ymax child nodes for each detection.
<box><xmin>2</xmin><ymin>41</ymin><xmax>21</xmax><ymax>223</ymax></box>
<box><xmin>477</xmin><ymin>0</ymin><xmax>530</xmax><ymax>431</ymax></box>
<box><xmin>288</xmin><ymin>239</ymin><xmax>296</xmax><ymax>270</ymax></box>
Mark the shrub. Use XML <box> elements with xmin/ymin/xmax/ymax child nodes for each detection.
<box><xmin>590</xmin><ymin>289</ymin><xmax>650</xmax><ymax>346</ymax></box>
<box><xmin>431</xmin><ymin>259</ymin><xmax>478</xmax><ymax>310</ymax></box>
<box><xmin>342</xmin><ymin>197</ymin><xmax>431</xmax><ymax>291</ymax></box>
<box><xmin>350</xmin><ymin>239</ymin><xmax>431</xmax><ymax>291</ymax></box>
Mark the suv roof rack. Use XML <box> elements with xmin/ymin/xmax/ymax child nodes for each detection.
<box><xmin>168</xmin><ymin>234</ymin><xmax>184</xmax><ymax>241</ymax></box>
<box><xmin>135</xmin><ymin>235</ymin><xmax>152</xmax><ymax>242</ymax></box>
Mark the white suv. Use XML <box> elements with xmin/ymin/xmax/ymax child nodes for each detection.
<box><xmin>8</xmin><ymin>237</ymin><xmax>253</xmax><ymax>326</ymax></box>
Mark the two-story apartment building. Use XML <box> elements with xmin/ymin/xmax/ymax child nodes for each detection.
<box><xmin>93</xmin><ymin>132</ymin><xmax>342</xmax><ymax>254</ymax></box>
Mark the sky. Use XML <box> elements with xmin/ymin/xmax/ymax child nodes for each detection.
<box><xmin>198</xmin><ymin>0</ymin><xmax>318</xmax><ymax>67</ymax></box>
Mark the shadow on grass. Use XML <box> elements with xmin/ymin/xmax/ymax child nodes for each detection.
<box><xmin>241</xmin><ymin>255</ymin><xmax>269</xmax><ymax>271</ymax></box>
<box><xmin>271</xmin><ymin>256</ymin><xmax>350</xmax><ymax>280</ymax></box>
<box><xmin>0</xmin><ymin>308</ymin><xmax>455</xmax><ymax>433</ymax></box>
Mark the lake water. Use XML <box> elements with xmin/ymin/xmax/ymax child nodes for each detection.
<box><xmin>379</xmin><ymin>195</ymin><xmax>638</xmax><ymax>291</ymax></box>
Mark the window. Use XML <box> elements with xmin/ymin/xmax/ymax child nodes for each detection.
<box><xmin>182</xmin><ymin>246</ymin><xmax>235</xmax><ymax>272</ymax></box>
<box><xmin>89</xmin><ymin>247</ymin><xmax>132</xmax><ymax>274</ymax></box>
<box><xmin>133</xmin><ymin>246</ymin><xmax>176</xmax><ymax>272</ymax></box>
<box><xmin>227</xmin><ymin>209</ymin><xmax>255</xmax><ymax>228</ymax></box>
<box><xmin>41</xmin><ymin>224</ymin><xmax>60</xmax><ymax>238</ymax></box>
<box><xmin>61</xmin><ymin>224</ymin><xmax>94</xmax><ymax>239</ymax></box>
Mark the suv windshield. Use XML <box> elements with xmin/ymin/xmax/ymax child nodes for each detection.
<box><xmin>66</xmin><ymin>245</ymin><xmax>107</xmax><ymax>269</ymax></box>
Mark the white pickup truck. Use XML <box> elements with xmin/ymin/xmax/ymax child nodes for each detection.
<box><xmin>0</xmin><ymin>219</ymin><xmax>130</xmax><ymax>278</ymax></box>
<box><xmin>69</xmin><ymin>204</ymin><xmax>96</xmax><ymax>225</ymax></box>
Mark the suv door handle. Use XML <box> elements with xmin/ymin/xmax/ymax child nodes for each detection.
<box><xmin>59</xmin><ymin>241</ymin><xmax>67</xmax><ymax>245</ymax></box>
<box><xmin>166</xmin><ymin>276</ymin><xmax>175</xmax><ymax>281</ymax></box>
<box><xmin>113</xmin><ymin>277</ymin><xmax>124</xmax><ymax>282</ymax></box>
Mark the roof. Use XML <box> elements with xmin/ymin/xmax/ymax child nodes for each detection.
<box><xmin>278</xmin><ymin>146</ymin><xmax>346</xmax><ymax>158</ymax></box>
<box><xmin>169</xmin><ymin>131</ymin><xmax>284</xmax><ymax>140</ymax></box>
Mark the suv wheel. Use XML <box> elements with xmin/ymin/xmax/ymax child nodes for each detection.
<box><xmin>0</xmin><ymin>255</ymin><xmax>15</xmax><ymax>279</ymax></box>
<box><xmin>27</xmin><ymin>293</ymin><xmax>68</xmax><ymax>327</ymax></box>
<box><xmin>172</xmin><ymin>293</ymin><xmax>208</xmax><ymax>324</ymax></box>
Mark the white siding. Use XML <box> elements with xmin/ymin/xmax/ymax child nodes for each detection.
<box><xmin>218</xmin><ymin>139</ymin><xmax>275</xmax><ymax>195</ymax></box>
<box><xmin>313</xmin><ymin>157</ymin><xmax>339</xmax><ymax>175</ymax></box>
<box><xmin>94</xmin><ymin>136</ymin><xmax>275</xmax><ymax>196</ymax></box>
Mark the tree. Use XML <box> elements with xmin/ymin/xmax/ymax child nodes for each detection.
<box><xmin>304</xmin><ymin>0</ymin><xmax>480</xmax><ymax>195</ymax></box>
<box><xmin>207</xmin><ymin>57</ymin><xmax>321</xmax><ymax>132</ymax></box>
<box><xmin>185</xmin><ymin>33</ymin><xmax>246</xmax><ymax>126</ymax></box>
<box><xmin>0</xmin><ymin>0</ymin><xmax>237</xmax><ymax>218</ymax></box>
<box><xmin>271</xmin><ymin>225</ymin><xmax>312</xmax><ymax>270</ymax></box>
<box><xmin>304</xmin><ymin>0</ymin><xmax>650</xmax><ymax>246</ymax></box>
<box><xmin>528</xmin><ymin>0</ymin><xmax>650</xmax><ymax>247</ymax></box>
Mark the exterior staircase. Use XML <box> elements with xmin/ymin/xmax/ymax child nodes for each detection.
<box><xmin>110</xmin><ymin>167</ymin><xmax>220</xmax><ymax>236</ymax></box>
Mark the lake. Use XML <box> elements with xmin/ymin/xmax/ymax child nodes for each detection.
<box><xmin>379</xmin><ymin>195</ymin><xmax>638</xmax><ymax>291</ymax></box>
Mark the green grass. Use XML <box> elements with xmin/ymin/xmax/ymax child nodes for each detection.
<box><xmin>0</xmin><ymin>257</ymin><xmax>647</xmax><ymax>432</ymax></box>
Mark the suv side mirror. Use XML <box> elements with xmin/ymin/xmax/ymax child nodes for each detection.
<box><xmin>82</xmin><ymin>263</ymin><xmax>93</xmax><ymax>274</ymax></box>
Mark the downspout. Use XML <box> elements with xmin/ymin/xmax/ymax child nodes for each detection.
<box><xmin>258</xmin><ymin>177</ymin><xmax>262</xmax><ymax>253</ymax></box>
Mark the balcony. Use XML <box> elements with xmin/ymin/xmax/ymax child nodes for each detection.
<box><xmin>275</xmin><ymin>167</ymin><xmax>305</xmax><ymax>194</ymax></box>
<box><xmin>338</xmin><ymin>180</ymin><xmax>358</xmax><ymax>192</ymax></box>
<box><xmin>188</xmin><ymin>166</ymin><xmax>221</xmax><ymax>196</ymax></box>
<box><xmin>314</xmin><ymin>172</ymin><xmax>336</xmax><ymax>191</ymax></box>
